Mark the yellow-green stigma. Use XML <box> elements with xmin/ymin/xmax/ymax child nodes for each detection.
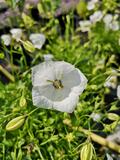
<box><xmin>53</xmin><ymin>79</ymin><xmax>63</xmax><ymax>89</ymax></box>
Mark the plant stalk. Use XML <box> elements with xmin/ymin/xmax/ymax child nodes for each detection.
<box><xmin>78</xmin><ymin>127</ymin><xmax>120</xmax><ymax>153</ymax></box>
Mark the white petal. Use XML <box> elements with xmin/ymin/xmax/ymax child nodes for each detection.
<box><xmin>29</xmin><ymin>33</ymin><xmax>46</xmax><ymax>49</ymax></box>
<box><xmin>103</xmin><ymin>14</ymin><xmax>113</xmax><ymax>25</ymax></box>
<box><xmin>90</xmin><ymin>11</ymin><xmax>103</xmax><ymax>23</ymax></box>
<box><xmin>10</xmin><ymin>28</ymin><xmax>22</xmax><ymax>41</ymax></box>
<box><xmin>87</xmin><ymin>1</ymin><xmax>95</xmax><ymax>10</ymax></box>
<box><xmin>79</xmin><ymin>20</ymin><xmax>91</xmax><ymax>32</ymax></box>
<box><xmin>53</xmin><ymin>92</ymin><xmax>79</xmax><ymax>113</ymax></box>
<box><xmin>1</xmin><ymin>34</ymin><xmax>11</xmax><ymax>46</ymax></box>
<box><xmin>32</xmin><ymin>85</ymin><xmax>55</xmax><ymax>101</ymax></box>
<box><xmin>106</xmin><ymin>154</ymin><xmax>113</xmax><ymax>160</ymax></box>
<box><xmin>32</xmin><ymin>87</ymin><xmax>53</xmax><ymax>109</ymax></box>
<box><xmin>32</xmin><ymin>62</ymin><xmax>55</xmax><ymax>86</ymax></box>
<box><xmin>53</xmin><ymin>87</ymin><xmax>71</xmax><ymax>101</ymax></box>
<box><xmin>110</xmin><ymin>21</ymin><xmax>119</xmax><ymax>31</ymax></box>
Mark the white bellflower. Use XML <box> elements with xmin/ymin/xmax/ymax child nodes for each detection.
<box><xmin>1</xmin><ymin>34</ymin><xmax>11</xmax><ymax>46</ymax></box>
<box><xmin>29</xmin><ymin>33</ymin><xmax>46</xmax><ymax>49</ymax></box>
<box><xmin>10</xmin><ymin>28</ymin><xmax>22</xmax><ymax>42</ymax></box>
<box><xmin>32</xmin><ymin>61</ymin><xmax>87</xmax><ymax>113</ymax></box>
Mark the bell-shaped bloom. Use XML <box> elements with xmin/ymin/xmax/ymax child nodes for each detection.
<box><xmin>79</xmin><ymin>20</ymin><xmax>91</xmax><ymax>32</ymax></box>
<box><xmin>90</xmin><ymin>11</ymin><xmax>103</xmax><ymax>23</ymax></box>
<box><xmin>10</xmin><ymin>28</ymin><xmax>22</xmax><ymax>42</ymax></box>
<box><xmin>87</xmin><ymin>0</ymin><xmax>98</xmax><ymax>10</ymax></box>
<box><xmin>32</xmin><ymin>61</ymin><xmax>87</xmax><ymax>113</ymax></box>
<box><xmin>103</xmin><ymin>14</ymin><xmax>113</xmax><ymax>25</ymax></box>
<box><xmin>1</xmin><ymin>34</ymin><xmax>11</xmax><ymax>46</ymax></box>
<box><xmin>29</xmin><ymin>33</ymin><xmax>46</xmax><ymax>49</ymax></box>
<box><xmin>103</xmin><ymin>14</ymin><xmax>119</xmax><ymax>31</ymax></box>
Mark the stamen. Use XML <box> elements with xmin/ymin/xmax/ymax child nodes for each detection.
<box><xmin>53</xmin><ymin>79</ymin><xmax>63</xmax><ymax>89</ymax></box>
<box><xmin>47</xmin><ymin>79</ymin><xmax>64</xmax><ymax>89</ymax></box>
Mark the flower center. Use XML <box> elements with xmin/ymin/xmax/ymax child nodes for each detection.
<box><xmin>53</xmin><ymin>79</ymin><xmax>63</xmax><ymax>89</ymax></box>
<box><xmin>47</xmin><ymin>79</ymin><xmax>64</xmax><ymax>89</ymax></box>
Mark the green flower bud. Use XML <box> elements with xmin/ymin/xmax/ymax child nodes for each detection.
<box><xmin>22</xmin><ymin>40</ymin><xmax>35</xmax><ymax>53</ymax></box>
<box><xmin>80</xmin><ymin>142</ymin><xmax>93</xmax><ymax>160</ymax></box>
<box><xmin>19</xmin><ymin>96</ymin><xmax>27</xmax><ymax>107</ymax></box>
<box><xmin>6</xmin><ymin>115</ymin><xmax>26</xmax><ymax>131</ymax></box>
<box><xmin>107</xmin><ymin>113</ymin><xmax>119</xmax><ymax>121</ymax></box>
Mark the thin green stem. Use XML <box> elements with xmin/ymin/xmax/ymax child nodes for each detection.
<box><xmin>0</xmin><ymin>65</ymin><xmax>15</xmax><ymax>82</ymax></box>
<box><xmin>27</xmin><ymin>107</ymin><xmax>40</xmax><ymax>116</ymax></box>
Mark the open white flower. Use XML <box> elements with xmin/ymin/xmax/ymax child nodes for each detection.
<box><xmin>90</xmin><ymin>11</ymin><xmax>103</xmax><ymax>24</ymax></box>
<box><xmin>10</xmin><ymin>28</ymin><xmax>22</xmax><ymax>42</ymax></box>
<box><xmin>103</xmin><ymin>14</ymin><xmax>113</xmax><ymax>25</ymax></box>
<box><xmin>103</xmin><ymin>14</ymin><xmax>119</xmax><ymax>31</ymax></box>
<box><xmin>109</xmin><ymin>21</ymin><xmax>119</xmax><ymax>31</ymax></box>
<box><xmin>87</xmin><ymin>0</ymin><xmax>98</xmax><ymax>11</ymax></box>
<box><xmin>117</xmin><ymin>85</ymin><xmax>120</xmax><ymax>99</ymax></box>
<box><xmin>32</xmin><ymin>61</ymin><xmax>87</xmax><ymax>113</ymax></box>
<box><xmin>1</xmin><ymin>34</ymin><xmax>11</xmax><ymax>46</ymax></box>
<box><xmin>29</xmin><ymin>33</ymin><xmax>46</xmax><ymax>49</ymax></box>
<box><xmin>79</xmin><ymin>20</ymin><xmax>91</xmax><ymax>32</ymax></box>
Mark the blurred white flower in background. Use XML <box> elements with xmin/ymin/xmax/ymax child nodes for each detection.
<box><xmin>90</xmin><ymin>112</ymin><xmax>101</xmax><ymax>122</ymax></box>
<box><xmin>1</xmin><ymin>34</ymin><xmax>11</xmax><ymax>46</ymax></box>
<box><xmin>79</xmin><ymin>20</ymin><xmax>91</xmax><ymax>32</ymax></box>
<box><xmin>103</xmin><ymin>14</ymin><xmax>113</xmax><ymax>26</ymax></box>
<box><xmin>103</xmin><ymin>14</ymin><xmax>119</xmax><ymax>31</ymax></box>
<box><xmin>10</xmin><ymin>28</ymin><xmax>22</xmax><ymax>42</ymax></box>
<box><xmin>87</xmin><ymin>0</ymin><xmax>98</xmax><ymax>11</ymax></box>
<box><xmin>106</xmin><ymin>154</ymin><xmax>113</xmax><ymax>160</ymax></box>
<box><xmin>117</xmin><ymin>85</ymin><xmax>120</xmax><ymax>99</ymax></box>
<box><xmin>109</xmin><ymin>21</ymin><xmax>119</xmax><ymax>31</ymax></box>
<box><xmin>104</xmin><ymin>71</ymin><xmax>117</xmax><ymax>89</ymax></box>
<box><xmin>43</xmin><ymin>54</ymin><xmax>54</xmax><ymax>61</ymax></box>
<box><xmin>90</xmin><ymin>11</ymin><xmax>103</xmax><ymax>23</ymax></box>
<box><xmin>29</xmin><ymin>33</ymin><xmax>46</xmax><ymax>49</ymax></box>
<box><xmin>32</xmin><ymin>61</ymin><xmax>87</xmax><ymax>113</ymax></box>
<box><xmin>107</xmin><ymin>125</ymin><xmax>120</xmax><ymax>144</ymax></box>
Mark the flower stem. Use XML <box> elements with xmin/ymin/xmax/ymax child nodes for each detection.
<box><xmin>27</xmin><ymin>107</ymin><xmax>40</xmax><ymax>116</ymax></box>
<box><xmin>0</xmin><ymin>65</ymin><xmax>15</xmax><ymax>82</ymax></box>
<box><xmin>78</xmin><ymin>127</ymin><xmax>120</xmax><ymax>153</ymax></box>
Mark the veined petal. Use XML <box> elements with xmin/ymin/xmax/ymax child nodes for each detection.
<box><xmin>32</xmin><ymin>87</ymin><xmax>53</xmax><ymax>109</ymax></box>
<box><xmin>29</xmin><ymin>33</ymin><xmax>46</xmax><ymax>49</ymax></box>
<box><xmin>53</xmin><ymin>92</ymin><xmax>79</xmax><ymax>113</ymax></box>
<box><xmin>32</xmin><ymin>62</ymin><xmax>55</xmax><ymax>86</ymax></box>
